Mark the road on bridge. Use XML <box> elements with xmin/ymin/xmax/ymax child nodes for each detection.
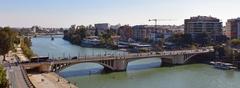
<box><xmin>25</xmin><ymin>47</ymin><xmax>214</xmax><ymax>66</ymax></box>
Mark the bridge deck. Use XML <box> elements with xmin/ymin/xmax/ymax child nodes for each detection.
<box><xmin>22</xmin><ymin>48</ymin><xmax>214</xmax><ymax>66</ymax></box>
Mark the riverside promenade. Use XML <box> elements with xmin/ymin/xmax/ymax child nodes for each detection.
<box><xmin>28</xmin><ymin>72</ymin><xmax>77</xmax><ymax>88</ymax></box>
<box><xmin>3</xmin><ymin>44</ymin><xmax>78</xmax><ymax>88</ymax></box>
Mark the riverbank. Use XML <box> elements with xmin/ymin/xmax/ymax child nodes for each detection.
<box><xmin>16</xmin><ymin>45</ymin><xmax>29</xmax><ymax>62</ymax></box>
<box><xmin>16</xmin><ymin>41</ymin><xmax>78</xmax><ymax>88</ymax></box>
<box><xmin>28</xmin><ymin>72</ymin><xmax>77</xmax><ymax>88</ymax></box>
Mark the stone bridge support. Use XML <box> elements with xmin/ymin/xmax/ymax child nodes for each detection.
<box><xmin>23</xmin><ymin>63</ymin><xmax>52</xmax><ymax>73</ymax></box>
<box><xmin>38</xmin><ymin>63</ymin><xmax>52</xmax><ymax>72</ymax></box>
<box><xmin>101</xmin><ymin>59</ymin><xmax>128</xmax><ymax>72</ymax></box>
<box><xmin>161</xmin><ymin>54</ymin><xmax>196</xmax><ymax>66</ymax></box>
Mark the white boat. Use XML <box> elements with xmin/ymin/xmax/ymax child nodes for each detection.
<box><xmin>212</xmin><ymin>62</ymin><xmax>236</xmax><ymax>70</ymax></box>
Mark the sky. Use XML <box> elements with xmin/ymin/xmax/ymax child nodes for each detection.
<box><xmin>0</xmin><ymin>0</ymin><xmax>239</xmax><ymax>28</ymax></box>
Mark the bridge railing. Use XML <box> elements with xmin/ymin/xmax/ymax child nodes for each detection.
<box><xmin>19</xmin><ymin>65</ymin><xmax>35</xmax><ymax>88</ymax></box>
<box><xmin>21</xmin><ymin>48</ymin><xmax>214</xmax><ymax>65</ymax></box>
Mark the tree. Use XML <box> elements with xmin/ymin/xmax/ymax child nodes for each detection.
<box><xmin>215</xmin><ymin>35</ymin><xmax>228</xmax><ymax>44</ymax></box>
<box><xmin>63</xmin><ymin>25</ymin><xmax>89</xmax><ymax>45</ymax></box>
<box><xmin>2</xmin><ymin>27</ymin><xmax>17</xmax><ymax>50</ymax></box>
<box><xmin>23</xmin><ymin>37</ymin><xmax>32</xmax><ymax>47</ymax></box>
<box><xmin>99</xmin><ymin>33</ymin><xmax>114</xmax><ymax>47</ymax></box>
<box><xmin>182</xmin><ymin>33</ymin><xmax>193</xmax><ymax>45</ymax></box>
<box><xmin>168</xmin><ymin>33</ymin><xmax>193</xmax><ymax>48</ymax></box>
<box><xmin>21</xmin><ymin>37</ymin><xmax>34</xmax><ymax>59</ymax></box>
<box><xmin>0</xmin><ymin>31</ymin><xmax>11</xmax><ymax>61</ymax></box>
<box><xmin>0</xmin><ymin>65</ymin><xmax>8</xmax><ymax>88</ymax></box>
<box><xmin>231</xmin><ymin>39</ymin><xmax>240</xmax><ymax>46</ymax></box>
<box><xmin>193</xmin><ymin>33</ymin><xmax>211</xmax><ymax>46</ymax></box>
<box><xmin>78</xmin><ymin>27</ymin><xmax>87</xmax><ymax>40</ymax></box>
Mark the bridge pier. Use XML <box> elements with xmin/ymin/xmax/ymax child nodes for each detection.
<box><xmin>112</xmin><ymin>59</ymin><xmax>128</xmax><ymax>72</ymax></box>
<box><xmin>101</xmin><ymin>59</ymin><xmax>128</xmax><ymax>72</ymax></box>
<box><xmin>161</xmin><ymin>58</ymin><xmax>174</xmax><ymax>67</ymax></box>
<box><xmin>37</xmin><ymin>64</ymin><xmax>52</xmax><ymax>73</ymax></box>
<box><xmin>161</xmin><ymin>55</ymin><xmax>192</xmax><ymax>66</ymax></box>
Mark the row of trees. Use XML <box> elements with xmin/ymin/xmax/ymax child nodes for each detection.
<box><xmin>0</xmin><ymin>27</ymin><xmax>20</xmax><ymax>88</ymax></box>
<box><xmin>63</xmin><ymin>25</ymin><xmax>88</xmax><ymax>45</ymax></box>
<box><xmin>167</xmin><ymin>33</ymin><xmax>228</xmax><ymax>49</ymax></box>
<box><xmin>21</xmin><ymin>37</ymin><xmax>34</xmax><ymax>58</ymax></box>
<box><xmin>0</xmin><ymin>27</ymin><xmax>20</xmax><ymax>60</ymax></box>
<box><xmin>63</xmin><ymin>25</ymin><xmax>116</xmax><ymax>48</ymax></box>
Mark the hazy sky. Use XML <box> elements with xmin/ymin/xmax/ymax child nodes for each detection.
<box><xmin>0</xmin><ymin>0</ymin><xmax>239</xmax><ymax>27</ymax></box>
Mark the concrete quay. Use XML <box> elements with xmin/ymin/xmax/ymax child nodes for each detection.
<box><xmin>28</xmin><ymin>72</ymin><xmax>78</xmax><ymax>88</ymax></box>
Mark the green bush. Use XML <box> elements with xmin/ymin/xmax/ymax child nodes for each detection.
<box><xmin>231</xmin><ymin>39</ymin><xmax>240</xmax><ymax>46</ymax></box>
<box><xmin>21</xmin><ymin>37</ymin><xmax>34</xmax><ymax>59</ymax></box>
<box><xmin>0</xmin><ymin>66</ymin><xmax>8</xmax><ymax>88</ymax></box>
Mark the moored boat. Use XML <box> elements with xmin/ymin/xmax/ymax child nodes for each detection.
<box><xmin>211</xmin><ymin>61</ymin><xmax>237</xmax><ymax>70</ymax></box>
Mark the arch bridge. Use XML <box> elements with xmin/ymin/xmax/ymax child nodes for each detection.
<box><xmin>22</xmin><ymin>47</ymin><xmax>214</xmax><ymax>72</ymax></box>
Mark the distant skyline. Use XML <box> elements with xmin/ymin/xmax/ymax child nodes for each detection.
<box><xmin>0</xmin><ymin>0</ymin><xmax>240</xmax><ymax>28</ymax></box>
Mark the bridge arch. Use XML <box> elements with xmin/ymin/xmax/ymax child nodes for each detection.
<box><xmin>127</xmin><ymin>58</ymin><xmax>162</xmax><ymax>70</ymax></box>
<box><xmin>51</xmin><ymin>61</ymin><xmax>115</xmax><ymax>72</ymax></box>
<box><xmin>127</xmin><ymin>57</ymin><xmax>162</xmax><ymax>63</ymax></box>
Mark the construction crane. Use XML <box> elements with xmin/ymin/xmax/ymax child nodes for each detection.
<box><xmin>148</xmin><ymin>19</ymin><xmax>175</xmax><ymax>43</ymax></box>
<box><xmin>148</xmin><ymin>19</ymin><xmax>175</xmax><ymax>26</ymax></box>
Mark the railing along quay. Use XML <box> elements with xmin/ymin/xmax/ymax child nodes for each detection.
<box><xmin>19</xmin><ymin>65</ymin><xmax>35</xmax><ymax>88</ymax></box>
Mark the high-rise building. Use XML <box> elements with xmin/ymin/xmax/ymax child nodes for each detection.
<box><xmin>225</xmin><ymin>18</ymin><xmax>240</xmax><ymax>39</ymax></box>
<box><xmin>184</xmin><ymin>16</ymin><xmax>223</xmax><ymax>37</ymax></box>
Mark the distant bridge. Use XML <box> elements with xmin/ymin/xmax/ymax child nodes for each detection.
<box><xmin>34</xmin><ymin>33</ymin><xmax>64</xmax><ymax>35</ymax></box>
<box><xmin>27</xmin><ymin>33</ymin><xmax>64</xmax><ymax>38</ymax></box>
<box><xmin>22</xmin><ymin>47</ymin><xmax>214</xmax><ymax>72</ymax></box>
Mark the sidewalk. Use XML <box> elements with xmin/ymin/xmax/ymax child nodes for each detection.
<box><xmin>16</xmin><ymin>44</ymin><xmax>30</xmax><ymax>62</ymax></box>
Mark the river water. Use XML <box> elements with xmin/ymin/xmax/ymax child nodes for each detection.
<box><xmin>31</xmin><ymin>36</ymin><xmax>240</xmax><ymax>88</ymax></box>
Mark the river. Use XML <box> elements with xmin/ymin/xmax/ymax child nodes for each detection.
<box><xmin>31</xmin><ymin>36</ymin><xmax>240</xmax><ymax>88</ymax></box>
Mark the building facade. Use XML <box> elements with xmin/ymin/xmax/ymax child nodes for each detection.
<box><xmin>184</xmin><ymin>16</ymin><xmax>223</xmax><ymax>37</ymax></box>
<box><xmin>95</xmin><ymin>23</ymin><xmax>110</xmax><ymax>35</ymax></box>
<box><xmin>132</xmin><ymin>25</ymin><xmax>174</xmax><ymax>42</ymax></box>
<box><xmin>132</xmin><ymin>25</ymin><xmax>153</xmax><ymax>42</ymax></box>
<box><xmin>225</xmin><ymin>18</ymin><xmax>240</xmax><ymax>39</ymax></box>
<box><xmin>118</xmin><ymin>25</ymin><xmax>133</xmax><ymax>41</ymax></box>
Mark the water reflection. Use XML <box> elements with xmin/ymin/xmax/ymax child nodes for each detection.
<box><xmin>59</xmin><ymin>58</ymin><xmax>162</xmax><ymax>77</ymax></box>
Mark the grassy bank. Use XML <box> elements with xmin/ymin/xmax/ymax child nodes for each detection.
<box><xmin>21</xmin><ymin>37</ymin><xmax>34</xmax><ymax>59</ymax></box>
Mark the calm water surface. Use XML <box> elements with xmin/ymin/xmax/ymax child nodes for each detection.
<box><xmin>31</xmin><ymin>36</ymin><xmax>240</xmax><ymax>88</ymax></box>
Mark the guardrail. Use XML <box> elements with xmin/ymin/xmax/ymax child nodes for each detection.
<box><xmin>19</xmin><ymin>65</ymin><xmax>35</xmax><ymax>88</ymax></box>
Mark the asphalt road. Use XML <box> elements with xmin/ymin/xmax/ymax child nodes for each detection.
<box><xmin>3</xmin><ymin>53</ymin><xmax>29</xmax><ymax>88</ymax></box>
<box><xmin>7</xmin><ymin>65</ymin><xmax>29</xmax><ymax>88</ymax></box>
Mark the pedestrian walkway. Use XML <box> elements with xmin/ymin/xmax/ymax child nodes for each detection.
<box><xmin>28</xmin><ymin>72</ymin><xmax>78</xmax><ymax>88</ymax></box>
<box><xmin>16</xmin><ymin>45</ymin><xmax>30</xmax><ymax>62</ymax></box>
